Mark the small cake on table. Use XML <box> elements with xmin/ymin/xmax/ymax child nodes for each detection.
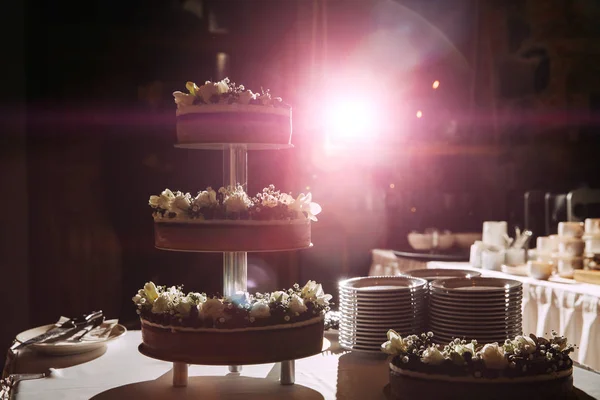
<box><xmin>382</xmin><ymin>330</ymin><xmax>575</xmax><ymax>400</ymax></box>
<box><xmin>149</xmin><ymin>184</ymin><xmax>321</xmax><ymax>252</ymax></box>
<box><xmin>133</xmin><ymin>280</ymin><xmax>331</xmax><ymax>365</ymax></box>
<box><xmin>173</xmin><ymin>78</ymin><xmax>291</xmax><ymax>146</ymax></box>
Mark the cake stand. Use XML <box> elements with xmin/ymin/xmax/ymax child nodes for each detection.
<box><xmin>145</xmin><ymin>142</ymin><xmax>313</xmax><ymax>388</ymax></box>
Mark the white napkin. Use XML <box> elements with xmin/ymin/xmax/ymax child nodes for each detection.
<box><xmin>56</xmin><ymin>317</ymin><xmax>119</xmax><ymax>342</ymax></box>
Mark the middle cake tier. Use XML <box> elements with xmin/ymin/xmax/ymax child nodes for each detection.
<box><xmin>149</xmin><ymin>184</ymin><xmax>321</xmax><ymax>252</ymax></box>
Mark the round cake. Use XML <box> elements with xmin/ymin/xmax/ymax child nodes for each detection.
<box><xmin>173</xmin><ymin>79</ymin><xmax>291</xmax><ymax>146</ymax></box>
<box><xmin>133</xmin><ymin>281</ymin><xmax>331</xmax><ymax>365</ymax></box>
<box><xmin>382</xmin><ymin>330</ymin><xmax>575</xmax><ymax>400</ymax></box>
<box><xmin>150</xmin><ymin>185</ymin><xmax>320</xmax><ymax>252</ymax></box>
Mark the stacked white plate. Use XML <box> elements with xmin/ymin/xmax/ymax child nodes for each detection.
<box><xmin>338</xmin><ymin>276</ymin><xmax>428</xmax><ymax>353</ymax></box>
<box><xmin>428</xmin><ymin>277</ymin><xmax>522</xmax><ymax>344</ymax></box>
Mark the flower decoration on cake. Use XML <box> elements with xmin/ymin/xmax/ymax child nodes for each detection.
<box><xmin>133</xmin><ymin>281</ymin><xmax>331</xmax><ymax>329</ymax></box>
<box><xmin>381</xmin><ymin>331</ymin><xmax>574</xmax><ymax>378</ymax></box>
<box><xmin>149</xmin><ymin>184</ymin><xmax>321</xmax><ymax>222</ymax></box>
<box><xmin>172</xmin><ymin>78</ymin><xmax>290</xmax><ymax>109</ymax></box>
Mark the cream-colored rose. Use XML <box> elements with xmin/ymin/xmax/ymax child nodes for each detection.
<box><xmin>224</xmin><ymin>192</ymin><xmax>251</xmax><ymax>213</ymax></box>
<box><xmin>238</xmin><ymin>90</ymin><xmax>256</xmax><ymax>105</ymax></box>
<box><xmin>200</xmin><ymin>298</ymin><xmax>224</xmax><ymax>320</ymax></box>
<box><xmin>198</xmin><ymin>82</ymin><xmax>219</xmax><ymax>103</ymax></box>
<box><xmin>381</xmin><ymin>329</ymin><xmax>408</xmax><ymax>355</ymax></box>
<box><xmin>149</xmin><ymin>195</ymin><xmax>160</xmax><ymax>208</ymax></box>
<box><xmin>513</xmin><ymin>335</ymin><xmax>536</xmax><ymax>354</ymax></box>
<box><xmin>143</xmin><ymin>282</ymin><xmax>159</xmax><ymax>303</ymax></box>
<box><xmin>269</xmin><ymin>291</ymin><xmax>289</xmax><ymax>304</ymax></box>
<box><xmin>151</xmin><ymin>293</ymin><xmax>171</xmax><ymax>313</ymax></box>
<box><xmin>315</xmin><ymin>293</ymin><xmax>332</xmax><ymax>307</ymax></box>
<box><xmin>249</xmin><ymin>300</ymin><xmax>271</xmax><ymax>318</ymax></box>
<box><xmin>215</xmin><ymin>79</ymin><xmax>230</xmax><ymax>94</ymax></box>
<box><xmin>173</xmin><ymin>91</ymin><xmax>195</xmax><ymax>107</ymax></box>
<box><xmin>288</xmin><ymin>294</ymin><xmax>307</xmax><ymax>314</ymax></box>
<box><xmin>194</xmin><ymin>188</ymin><xmax>218</xmax><ymax>208</ymax></box>
<box><xmin>157</xmin><ymin>189</ymin><xmax>175</xmax><ymax>210</ymax></box>
<box><xmin>172</xmin><ymin>192</ymin><xmax>191</xmax><ymax>215</ymax></box>
<box><xmin>481</xmin><ymin>343</ymin><xmax>508</xmax><ymax>370</ymax></box>
<box><xmin>454</xmin><ymin>342</ymin><xmax>475</xmax><ymax>356</ymax></box>
<box><xmin>422</xmin><ymin>345</ymin><xmax>446</xmax><ymax>365</ymax></box>
<box><xmin>301</xmin><ymin>280</ymin><xmax>327</xmax><ymax>301</ymax></box>
<box><xmin>175</xmin><ymin>297</ymin><xmax>192</xmax><ymax>317</ymax></box>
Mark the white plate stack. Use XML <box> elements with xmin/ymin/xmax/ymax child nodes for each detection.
<box><xmin>428</xmin><ymin>277</ymin><xmax>522</xmax><ymax>344</ymax></box>
<box><xmin>338</xmin><ymin>276</ymin><xmax>428</xmax><ymax>353</ymax></box>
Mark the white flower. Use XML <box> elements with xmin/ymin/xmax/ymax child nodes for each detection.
<box><xmin>422</xmin><ymin>345</ymin><xmax>446</xmax><ymax>365</ymax></box>
<box><xmin>227</xmin><ymin>291</ymin><xmax>250</xmax><ymax>305</ymax></box>
<box><xmin>279</xmin><ymin>193</ymin><xmax>294</xmax><ymax>205</ymax></box>
<box><xmin>250</xmin><ymin>300</ymin><xmax>271</xmax><ymax>318</ymax></box>
<box><xmin>290</xmin><ymin>193</ymin><xmax>322</xmax><ymax>221</ymax></box>
<box><xmin>215</xmin><ymin>79</ymin><xmax>230</xmax><ymax>94</ymax></box>
<box><xmin>149</xmin><ymin>195</ymin><xmax>160</xmax><ymax>208</ymax></box>
<box><xmin>188</xmin><ymin>292</ymin><xmax>207</xmax><ymax>305</ymax></box>
<box><xmin>157</xmin><ymin>189</ymin><xmax>175</xmax><ymax>210</ymax></box>
<box><xmin>151</xmin><ymin>293</ymin><xmax>172</xmax><ymax>313</ymax></box>
<box><xmin>194</xmin><ymin>188</ymin><xmax>218</xmax><ymax>208</ymax></box>
<box><xmin>269</xmin><ymin>291</ymin><xmax>289</xmax><ymax>304</ymax></box>
<box><xmin>454</xmin><ymin>342</ymin><xmax>475</xmax><ymax>356</ymax></box>
<box><xmin>223</xmin><ymin>188</ymin><xmax>252</xmax><ymax>213</ymax></box>
<box><xmin>381</xmin><ymin>330</ymin><xmax>408</xmax><ymax>355</ymax></box>
<box><xmin>198</xmin><ymin>82</ymin><xmax>219</xmax><ymax>103</ymax></box>
<box><xmin>288</xmin><ymin>294</ymin><xmax>307</xmax><ymax>314</ymax></box>
<box><xmin>300</xmin><ymin>280</ymin><xmax>331</xmax><ymax>306</ymax></box>
<box><xmin>173</xmin><ymin>91</ymin><xmax>196</xmax><ymax>107</ymax></box>
<box><xmin>176</xmin><ymin>297</ymin><xmax>192</xmax><ymax>317</ymax></box>
<box><xmin>512</xmin><ymin>336</ymin><xmax>536</xmax><ymax>354</ymax></box>
<box><xmin>143</xmin><ymin>282</ymin><xmax>159</xmax><ymax>303</ymax></box>
<box><xmin>261</xmin><ymin>194</ymin><xmax>279</xmax><ymax>208</ymax></box>
<box><xmin>172</xmin><ymin>192</ymin><xmax>191</xmax><ymax>215</ymax></box>
<box><xmin>200</xmin><ymin>298</ymin><xmax>224</xmax><ymax>320</ymax></box>
<box><xmin>238</xmin><ymin>90</ymin><xmax>256</xmax><ymax>105</ymax></box>
<box><xmin>480</xmin><ymin>343</ymin><xmax>508</xmax><ymax>370</ymax></box>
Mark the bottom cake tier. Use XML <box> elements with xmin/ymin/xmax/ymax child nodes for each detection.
<box><xmin>388</xmin><ymin>366</ymin><xmax>574</xmax><ymax>400</ymax></box>
<box><xmin>140</xmin><ymin>316</ymin><xmax>324</xmax><ymax>365</ymax></box>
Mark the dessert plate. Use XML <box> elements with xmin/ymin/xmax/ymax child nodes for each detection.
<box><xmin>339</xmin><ymin>276</ymin><xmax>428</xmax><ymax>293</ymax></box>
<box><xmin>16</xmin><ymin>322</ymin><xmax>126</xmax><ymax>356</ymax></box>
<box><xmin>404</xmin><ymin>268</ymin><xmax>481</xmax><ymax>281</ymax></box>
<box><xmin>429</xmin><ymin>287</ymin><xmax>522</xmax><ymax>298</ymax></box>
<box><xmin>429</xmin><ymin>311</ymin><xmax>522</xmax><ymax>323</ymax></box>
<box><xmin>428</xmin><ymin>319</ymin><xmax>522</xmax><ymax>331</ymax></box>
<box><xmin>430</xmin><ymin>277</ymin><xmax>522</xmax><ymax>292</ymax></box>
<box><xmin>428</xmin><ymin>298</ymin><xmax>522</xmax><ymax>312</ymax></box>
<box><xmin>339</xmin><ymin>306</ymin><xmax>425</xmax><ymax>316</ymax></box>
<box><xmin>338</xmin><ymin>290</ymin><xmax>427</xmax><ymax>301</ymax></box>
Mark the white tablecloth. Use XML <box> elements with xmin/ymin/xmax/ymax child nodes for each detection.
<box><xmin>369</xmin><ymin>250</ymin><xmax>600</xmax><ymax>372</ymax></box>
<box><xmin>11</xmin><ymin>331</ymin><xmax>600</xmax><ymax>400</ymax></box>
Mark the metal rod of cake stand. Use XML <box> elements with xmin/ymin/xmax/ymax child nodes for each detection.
<box><xmin>223</xmin><ymin>144</ymin><xmax>248</xmax><ymax>374</ymax></box>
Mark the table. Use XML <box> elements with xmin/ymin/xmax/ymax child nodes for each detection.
<box><xmin>369</xmin><ymin>251</ymin><xmax>600</xmax><ymax>372</ymax></box>
<box><xmin>10</xmin><ymin>331</ymin><xmax>600</xmax><ymax>400</ymax></box>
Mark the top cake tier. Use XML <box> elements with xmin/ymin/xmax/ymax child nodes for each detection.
<box><xmin>173</xmin><ymin>79</ymin><xmax>292</xmax><ymax>148</ymax></box>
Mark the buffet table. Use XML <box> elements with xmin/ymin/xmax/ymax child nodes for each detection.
<box><xmin>9</xmin><ymin>331</ymin><xmax>600</xmax><ymax>400</ymax></box>
<box><xmin>369</xmin><ymin>252</ymin><xmax>600</xmax><ymax>372</ymax></box>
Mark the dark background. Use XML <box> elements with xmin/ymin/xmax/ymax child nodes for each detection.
<box><xmin>1</xmin><ymin>0</ymin><xmax>600</xmax><ymax>361</ymax></box>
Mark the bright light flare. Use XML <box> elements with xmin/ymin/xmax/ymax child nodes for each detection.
<box><xmin>432</xmin><ymin>80</ymin><xmax>440</xmax><ymax>89</ymax></box>
<box><xmin>416</xmin><ymin>110</ymin><xmax>423</xmax><ymax>118</ymax></box>
<box><xmin>325</xmin><ymin>100</ymin><xmax>378</xmax><ymax>139</ymax></box>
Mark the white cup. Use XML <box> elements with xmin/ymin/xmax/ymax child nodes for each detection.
<box><xmin>585</xmin><ymin>218</ymin><xmax>600</xmax><ymax>235</ymax></box>
<box><xmin>505</xmin><ymin>248</ymin><xmax>526</xmax><ymax>266</ymax></box>
<box><xmin>481</xmin><ymin>249</ymin><xmax>505</xmax><ymax>271</ymax></box>
<box><xmin>470</xmin><ymin>241</ymin><xmax>485</xmax><ymax>268</ymax></box>
<box><xmin>482</xmin><ymin>221</ymin><xmax>508</xmax><ymax>248</ymax></box>
<box><xmin>558</xmin><ymin>222</ymin><xmax>584</xmax><ymax>238</ymax></box>
<box><xmin>558</xmin><ymin>238</ymin><xmax>585</xmax><ymax>257</ymax></box>
<box><xmin>527</xmin><ymin>260</ymin><xmax>553</xmax><ymax>280</ymax></box>
<box><xmin>584</xmin><ymin>236</ymin><xmax>600</xmax><ymax>253</ymax></box>
<box><xmin>537</xmin><ymin>236</ymin><xmax>558</xmax><ymax>254</ymax></box>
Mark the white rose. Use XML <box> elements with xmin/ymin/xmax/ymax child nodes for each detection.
<box><xmin>198</xmin><ymin>82</ymin><xmax>219</xmax><ymax>103</ymax></box>
<box><xmin>175</xmin><ymin>297</ymin><xmax>192</xmax><ymax>317</ymax></box>
<box><xmin>200</xmin><ymin>298</ymin><xmax>224</xmax><ymax>320</ymax></box>
<box><xmin>250</xmin><ymin>300</ymin><xmax>271</xmax><ymax>318</ymax></box>
<box><xmin>189</xmin><ymin>292</ymin><xmax>207</xmax><ymax>305</ymax></box>
<box><xmin>224</xmin><ymin>192</ymin><xmax>251</xmax><ymax>213</ymax></box>
<box><xmin>513</xmin><ymin>335</ymin><xmax>536</xmax><ymax>354</ymax></box>
<box><xmin>269</xmin><ymin>291</ymin><xmax>289</xmax><ymax>304</ymax></box>
<box><xmin>454</xmin><ymin>343</ymin><xmax>475</xmax><ymax>356</ymax></box>
<box><xmin>288</xmin><ymin>294</ymin><xmax>307</xmax><ymax>314</ymax></box>
<box><xmin>238</xmin><ymin>90</ymin><xmax>256</xmax><ymax>105</ymax></box>
<box><xmin>422</xmin><ymin>345</ymin><xmax>446</xmax><ymax>365</ymax></box>
<box><xmin>315</xmin><ymin>293</ymin><xmax>332</xmax><ymax>307</ymax></box>
<box><xmin>215</xmin><ymin>79</ymin><xmax>230</xmax><ymax>94</ymax></box>
<box><xmin>149</xmin><ymin>195</ymin><xmax>160</xmax><ymax>208</ymax></box>
<box><xmin>157</xmin><ymin>189</ymin><xmax>175</xmax><ymax>210</ymax></box>
<box><xmin>481</xmin><ymin>343</ymin><xmax>508</xmax><ymax>370</ymax></box>
<box><xmin>172</xmin><ymin>192</ymin><xmax>191</xmax><ymax>215</ymax></box>
<box><xmin>143</xmin><ymin>282</ymin><xmax>159</xmax><ymax>303</ymax></box>
<box><xmin>152</xmin><ymin>293</ymin><xmax>172</xmax><ymax>313</ymax></box>
<box><xmin>194</xmin><ymin>188</ymin><xmax>218</xmax><ymax>208</ymax></box>
<box><xmin>301</xmin><ymin>280</ymin><xmax>325</xmax><ymax>301</ymax></box>
<box><xmin>381</xmin><ymin>329</ymin><xmax>407</xmax><ymax>355</ymax></box>
<box><xmin>227</xmin><ymin>291</ymin><xmax>250</xmax><ymax>305</ymax></box>
<box><xmin>290</xmin><ymin>193</ymin><xmax>322</xmax><ymax>221</ymax></box>
<box><xmin>172</xmin><ymin>91</ymin><xmax>196</xmax><ymax>107</ymax></box>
